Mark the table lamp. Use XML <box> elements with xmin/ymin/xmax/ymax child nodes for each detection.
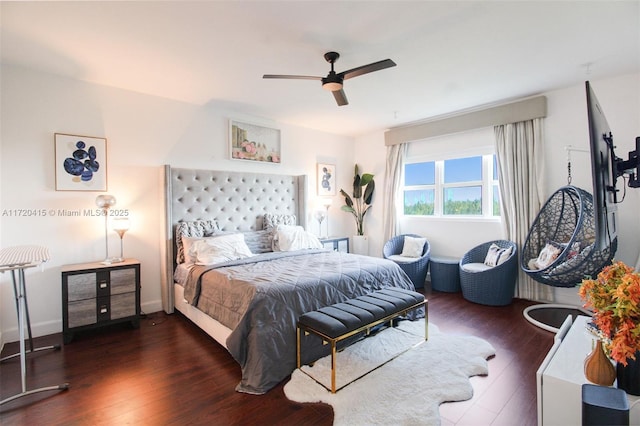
<box><xmin>314</xmin><ymin>209</ymin><xmax>327</xmax><ymax>237</ymax></box>
<box><xmin>320</xmin><ymin>198</ymin><xmax>333</xmax><ymax>238</ymax></box>
<box><xmin>95</xmin><ymin>194</ymin><xmax>116</xmax><ymax>264</ymax></box>
<box><xmin>112</xmin><ymin>217</ymin><xmax>130</xmax><ymax>263</ymax></box>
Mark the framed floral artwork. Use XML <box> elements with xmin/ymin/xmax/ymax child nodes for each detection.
<box><xmin>317</xmin><ymin>163</ymin><xmax>336</xmax><ymax>196</ymax></box>
<box><xmin>55</xmin><ymin>133</ymin><xmax>107</xmax><ymax>191</ymax></box>
<box><xmin>229</xmin><ymin>119</ymin><xmax>281</xmax><ymax>163</ymax></box>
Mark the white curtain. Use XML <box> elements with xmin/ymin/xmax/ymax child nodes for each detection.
<box><xmin>494</xmin><ymin>118</ymin><xmax>552</xmax><ymax>301</ymax></box>
<box><xmin>383</xmin><ymin>143</ymin><xmax>407</xmax><ymax>242</ymax></box>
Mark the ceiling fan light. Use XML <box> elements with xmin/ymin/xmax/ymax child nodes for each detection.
<box><xmin>322</xmin><ymin>81</ymin><xmax>343</xmax><ymax>91</ymax></box>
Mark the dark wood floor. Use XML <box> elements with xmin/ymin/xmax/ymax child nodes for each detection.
<box><xmin>1</xmin><ymin>289</ymin><xmax>554</xmax><ymax>426</ymax></box>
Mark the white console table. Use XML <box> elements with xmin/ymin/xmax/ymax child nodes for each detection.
<box><xmin>537</xmin><ymin>315</ymin><xmax>639</xmax><ymax>425</ymax></box>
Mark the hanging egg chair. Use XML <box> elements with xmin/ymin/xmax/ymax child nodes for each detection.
<box><xmin>521</xmin><ymin>185</ymin><xmax>616</xmax><ymax>287</ymax></box>
<box><xmin>521</xmin><ymin>185</ymin><xmax>616</xmax><ymax>332</ymax></box>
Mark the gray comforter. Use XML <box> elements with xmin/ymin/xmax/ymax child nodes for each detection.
<box><xmin>183</xmin><ymin>249</ymin><xmax>421</xmax><ymax>394</ymax></box>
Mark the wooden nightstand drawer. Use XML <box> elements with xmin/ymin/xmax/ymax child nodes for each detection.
<box><xmin>111</xmin><ymin>268</ymin><xmax>135</xmax><ymax>294</ymax></box>
<box><xmin>68</xmin><ymin>299</ymin><xmax>97</xmax><ymax>327</ymax></box>
<box><xmin>62</xmin><ymin>259</ymin><xmax>140</xmax><ymax>344</ymax></box>
<box><xmin>111</xmin><ymin>293</ymin><xmax>136</xmax><ymax>319</ymax></box>
<box><xmin>67</xmin><ymin>273</ymin><xmax>97</xmax><ymax>301</ymax></box>
<box><xmin>319</xmin><ymin>236</ymin><xmax>350</xmax><ymax>253</ymax></box>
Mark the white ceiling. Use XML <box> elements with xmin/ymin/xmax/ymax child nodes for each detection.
<box><xmin>1</xmin><ymin>1</ymin><xmax>639</xmax><ymax>137</ymax></box>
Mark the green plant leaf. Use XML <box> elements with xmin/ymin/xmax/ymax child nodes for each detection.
<box><xmin>363</xmin><ymin>180</ymin><xmax>375</xmax><ymax>205</ymax></box>
<box><xmin>360</xmin><ymin>173</ymin><xmax>374</xmax><ymax>186</ymax></box>
<box><xmin>340</xmin><ymin>189</ymin><xmax>353</xmax><ymax>208</ymax></box>
<box><xmin>353</xmin><ymin>174</ymin><xmax>362</xmax><ymax>198</ymax></box>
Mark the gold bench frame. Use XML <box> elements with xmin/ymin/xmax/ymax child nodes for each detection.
<box><xmin>296</xmin><ymin>298</ymin><xmax>428</xmax><ymax>393</ymax></box>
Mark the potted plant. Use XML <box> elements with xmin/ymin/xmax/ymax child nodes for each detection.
<box><xmin>340</xmin><ymin>164</ymin><xmax>374</xmax><ymax>255</ymax></box>
<box><xmin>579</xmin><ymin>260</ymin><xmax>640</xmax><ymax>395</ymax></box>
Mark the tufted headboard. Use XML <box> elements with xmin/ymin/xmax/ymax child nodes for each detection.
<box><xmin>162</xmin><ymin>165</ymin><xmax>307</xmax><ymax>312</ymax></box>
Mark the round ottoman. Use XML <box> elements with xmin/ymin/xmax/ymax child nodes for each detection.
<box><xmin>429</xmin><ymin>256</ymin><xmax>461</xmax><ymax>292</ymax></box>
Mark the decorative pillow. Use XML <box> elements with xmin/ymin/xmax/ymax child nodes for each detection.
<box><xmin>192</xmin><ymin>233</ymin><xmax>254</xmax><ymax>265</ymax></box>
<box><xmin>534</xmin><ymin>242</ymin><xmax>562</xmax><ymax>269</ymax></box>
<box><xmin>263</xmin><ymin>213</ymin><xmax>297</xmax><ymax>231</ymax></box>
<box><xmin>566</xmin><ymin>241</ymin><xmax>582</xmax><ymax>260</ymax></box>
<box><xmin>242</xmin><ymin>229</ymin><xmax>274</xmax><ymax>254</ymax></box>
<box><xmin>182</xmin><ymin>235</ymin><xmax>217</xmax><ymax>265</ymax></box>
<box><xmin>175</xmin><ymin>220</ymin><xmax>220</xmax><ymax>264</ymax></box>
<box><xmin>400</xmin><ymin>236</ymin><xmax>427</xmax><ymax>258</ymax></box>
<box><xmin>272</xmin><ymin>225</ymin><xmax>323</xmax><ymax>252</ymax></box>
<box><xmin>484</xmin><ymin>243</ymin><xmax>513</xmax><ymax>267</ymax></box>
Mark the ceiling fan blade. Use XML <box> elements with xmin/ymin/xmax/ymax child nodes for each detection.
<box><xmin>332</xmin><ymin>89</ymin><xmax>348</xmax><ymax>106</ymax></box>
<box><xmin>340</xmin><ymin>59</ymin><xmax>396</xmax><ymax>80</ymax></box>
<box><xmin>262</xmin><ymin>74</ymin><xmax>322</xmax><ymax>80</ymax></box>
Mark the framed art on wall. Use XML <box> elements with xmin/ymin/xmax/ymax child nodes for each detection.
<box><xmin>229</xmin><ymin>119</ymin><xmax>281</xmax><ymax>163</ymax></box>
<box><xmin>55</xmin><ymin>133</ymin><xmax>107</xmax><ymax>191</ymax></box>
<box><xmin>317</xmin><ymin>163</ymin><xmax>336</xmax><ymax>196</ymax></box>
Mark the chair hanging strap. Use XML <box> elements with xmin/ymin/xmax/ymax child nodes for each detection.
<box><xmin>567</xmin><ymin>148</ymin><xmax>572</xmax><ymax>184</ymax></box>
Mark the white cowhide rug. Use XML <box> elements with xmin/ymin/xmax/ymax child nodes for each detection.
<box><xmin>284</xmin><ymin>319</ymin><xmax>495</xmax><ymax>425</ymax></box>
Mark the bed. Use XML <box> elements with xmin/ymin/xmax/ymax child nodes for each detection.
<box><xmin>162</xmin><ymin>166</ymin><xmax>421</xmax><ymax>394</ymax></box>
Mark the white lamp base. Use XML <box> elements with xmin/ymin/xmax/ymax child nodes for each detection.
<box><xmin>101</xmin><ymin>257</ymin><xmax>124</xmax><ymax>265</ymax></box>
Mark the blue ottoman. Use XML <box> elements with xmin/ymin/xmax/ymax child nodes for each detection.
<box><xmin>430</xmin><ymin>256</ymin><xmax>461</xmax><ymax>292</ymax></box>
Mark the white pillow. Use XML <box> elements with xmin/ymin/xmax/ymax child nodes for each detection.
<box><xmin>273</xmin><ymin>225</ymin><xmax>323</xmax><ymax>252</ymax></box>
<box><xmin>534</xmin><ymin>243</ymin><xmax>561</xmax><ymax>269</ymax></box>
<box><xmin>182</xmin><ymin>235</ymin><xmax>216</xmax><ymax>265</ymax></box>
<box><xmin>193</xmin><ymin>233</ymin><xmax>254</xmax><ymax>265</ymax></box>
<box><xmin>484</xmin><ymin>243</ymin><xmax>513</xmax><ymax>267</ymax></box>
<box><xmin>400</xmin><ymin>236</ymin><xmax>427</xmax><ymax>258</ymax></box>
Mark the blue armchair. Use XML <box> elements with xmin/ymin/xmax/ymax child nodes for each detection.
<box><xmin>459</xmin><ymin>240</ymin><xmax>518</xmax><ymax>306</ymax></box>
<box><xmin>383</xmin><ymin>234</ymin><xmax>431</xmax><ymax>289</ymax></box>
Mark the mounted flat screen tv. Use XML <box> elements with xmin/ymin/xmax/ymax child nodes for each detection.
<box><xmin>586</xmin><ymin>81</ymin><xmax>618</xmax><ymax>251</ymax></box>
<box><xmin>586</xmin><ymin>81</ymin><xmax>640</xmax><ymax>251</ymax></box>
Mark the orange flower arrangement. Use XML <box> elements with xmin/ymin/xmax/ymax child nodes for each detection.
<box><xmin>579</xmin><ymin>260</ymin><xmax>640</xmax><ymax>366</ymax></box>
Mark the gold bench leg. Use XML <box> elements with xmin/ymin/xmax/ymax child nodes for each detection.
<box><xmin>425</xmin><ymin>301</ymin><xmax>429</xmax><ymax>341</ymax></box>
<box><xmin>297</xmin><ymin>326</ymin><xmax>301</xmax><ymax>369</ymax></box>
<box><xmin>331</xmin><ymin>339</ymin><xmax>337</xmax><ymax>393</ymax></box>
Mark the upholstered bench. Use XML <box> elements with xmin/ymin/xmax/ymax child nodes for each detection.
<box><xmin>296</xmin><ymin>287</ymin><xmax>427</xmax><ymax>393</ymax></box>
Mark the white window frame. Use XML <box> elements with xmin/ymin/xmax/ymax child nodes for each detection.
<box><xmin>403</xmin><ymin>153</ymin><xmax>500</xmax><ymax>220</ymax></box>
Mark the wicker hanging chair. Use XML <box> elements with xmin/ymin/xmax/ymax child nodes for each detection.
<box><xmin>521</xmin><ymin>185</ymin><xmax>617</xmax><ymax>287</ymax></box>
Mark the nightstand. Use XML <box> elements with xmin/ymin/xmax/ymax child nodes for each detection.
<box><xmin>61</xmin><ymin>259</ymin><xmax>140</xmax><ymax>343</ymax></box>
<box><xmin>319</xmin><ymin>236</ymin><xmax>349</xmax><ymax>253</ymax></box>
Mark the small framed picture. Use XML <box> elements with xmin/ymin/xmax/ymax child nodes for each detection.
<box><xmin>229</xmin><ymin>119</ymin><xmax>281</xmax><ymax>163</ymax></box>
<box><xmin>55</xmin><ymin>133</ymin><xmax>107</xmax><ymax>191</ymax></box>
<box><xmin>317</xmin><ymin>163</ymin><xmax>336</xmax><ymax>196</ymax></box>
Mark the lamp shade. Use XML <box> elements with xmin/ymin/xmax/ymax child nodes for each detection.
<box><xmin>112</xmin><ymin>217</ymin><xmax>130</xmax><ymax>233</ymax></box>
<box><xmin>95</xmin><ymin>194</ymin><xmax>116</xmax><ymax>209</ymax></box>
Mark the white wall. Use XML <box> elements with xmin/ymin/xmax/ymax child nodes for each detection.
<box><xmin>355</xmin><ymin>72</ymin><xmax>640</xmax><ymax>303</ymax></box>
<box><xmin>0</xmin><ymin>65</ymin><xmax>355</xmax><ymax>343</ymax></box>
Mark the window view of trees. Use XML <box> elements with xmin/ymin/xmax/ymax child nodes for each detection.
<box><xmin>403</xmin><ymin>154</ymin><xmax>500</xmax><ymax>218</ymax></box>
<box><xmin>404</xmin><ymin>189</ymin><xmax>434</xmax><ymax>215</ymax></box>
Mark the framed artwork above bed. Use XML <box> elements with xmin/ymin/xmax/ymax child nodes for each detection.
<box><xmin>229</xmin><ymin>119</ymin><xmax>281</xmax><ymax>163</ymax></box>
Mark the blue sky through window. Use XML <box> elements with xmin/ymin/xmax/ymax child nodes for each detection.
<box><xmin>405</xmin><ymin>162</ymin><xmax>434</xmax><ymax>185</ymax></box>
<box><xmin>444</xmin><ymin>157</ymin><xmax>482</xmax><ymax>183</ymax></box>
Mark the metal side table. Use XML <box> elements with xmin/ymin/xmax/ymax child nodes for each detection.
<box><xmin>0</xmin><ymin>246</ymin><xmax>69</xmax><ymax>406</ymax></box>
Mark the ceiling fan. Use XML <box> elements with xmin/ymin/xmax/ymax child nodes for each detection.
<box><xmin>263</xmin><ymin>52</ymin><xmax>396</xmax><ymax>106</ymax></box>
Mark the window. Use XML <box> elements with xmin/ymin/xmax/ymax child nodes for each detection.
<box><xmin>403</xmin><ymin>154</ymin><xmax>500</xmax><ymax>218</ymax></box>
